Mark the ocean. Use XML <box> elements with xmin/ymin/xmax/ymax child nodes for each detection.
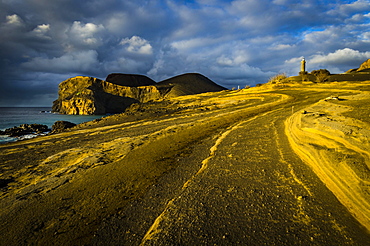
<box><xmin>0</xmin><ymin>107</ymin><xmax>103</xmax><ymax>144</ymax></box>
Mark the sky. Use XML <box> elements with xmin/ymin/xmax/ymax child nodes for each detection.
<box><xmin>0</xmin><ymin>0</ymin><xmax>370</xmax><ymax>106</ymax></box>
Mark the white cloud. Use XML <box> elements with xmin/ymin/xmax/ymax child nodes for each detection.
<box><xmin>68</xmin><ymin>21</ymin><xmax>105</xmax><ymax>48</ymax></box>
<box><xmin>33</xmin><ymin>24</ymin><xmax>50</xmax><ymax>34</ymax></box>
<box><xmin>329</xmin><ymin>0</ymin><xmax>370</xmax><ymax>17</ymax></box>
<box><xmin>166</xmin><ymin>1</ymin><xmax>229</xmax><ymax>40</ymax></box>
<box><xmin>217</xmin><ymin>52</ymin><xmax>249</xmax><ymax>66</ymax></box>
<box><xmin>171</xmin><ymin>37</ymin><xmax>219</xmax><ymax>51</ymax></box>
<box><xmin>310</xmin><ymin>48</ymin><xmax>370</xmax><ymax>65</ymax></box>
<box><xmin>71</xmin><ymin>21</ymin><xmax>103</xmax><ymax>36</ymax></box>
<box><xmin>5</xmin><ymin>14</ymin><xmax>23</xmax><ymax>26</ymax></box>
<box><xmin>227</xmin><ymin>0</ymin><xmax>321</xmax><ymax>33</ymax></box>
<box><xmin>120</xmin><ymin>36</ymin><xmax>153</xmax><ymax>55</ymax></box>
<box><xmin>147</xmin><ymin>58</ymin><xmax>165</xmax><ymax>78</ymax></box>
<box><xmin>269</xmin><ymin>44</ymin><xmax>294</xmax><ymax>50</ymax></box>
<box><xmin>272</xmin><ymin>0</ymin><xmax>287</xmax><ymax>5</ymax></box>
<box><xmin>217</xmin><ymin>56</ymin><xmax>233</xmax><ymax>66</ymax></box>
<box><xmin>303</xmin><ymin>28</ymin><xmax>339</xmax><ymax>44</ymax></box>
<box><xmin>285</xmin><ymin>56</ymin><xmax>304</xmax><ymax>64</ymax></box>
<box><xmin>21</xmin><ymin>50</ymin><xmax>100</xmax><ymax>74</ymax></box>
<box><xmin>228</xmin><ymin>0</ymin><xmax>272</xmax><ymax>30</ymax></box>
<box><xmin>229</xmin><ymin>0</ymin><xmax>265</xmax><ymax>13</ymax></box>
<box><xmin>347</xmin><ymin>13</ymin><xmax>366</xmax><ymax>22</ymax></box>
<box><xmin>105</xmin><ymin>13</ymin><xmax>130</xmax><ymax>35</ymax></box>
<box><xmin>103</xmin><ymin>56</ymin><xmax>151</xmax><ymax>75</ymax></box>
<box><xmin>31</xmin><ymin>24</ymin><xmax>51</xmax><ymax>39</ymax></box>
<box><xmin>362</xmin><ymin>32</ymin><xmax>370</xmax><ymax>40</ymax></box>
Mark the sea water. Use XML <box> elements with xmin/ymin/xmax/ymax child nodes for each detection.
<box><xmin>0</xmin><ymin>107</ymin><xmax>103</xmax><ymax>144</ymax></box>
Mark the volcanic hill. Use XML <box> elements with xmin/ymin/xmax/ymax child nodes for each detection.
<box><xmin>52</xmin><ymin>73</ymin><xmax>226</xmax><ymax>115</ymax></box>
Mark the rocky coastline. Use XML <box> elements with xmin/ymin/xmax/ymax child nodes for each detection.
<box><xmin>0</xmin><ymin>124</ymin><xmax>50</xmax><ymax>137</ymax></box>
<box><xmin>0</xmin><ymin>121</ymin><xmax>77</xmax><ymax>140</ymax></box>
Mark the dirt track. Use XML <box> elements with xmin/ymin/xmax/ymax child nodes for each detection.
<box><xmin>1</xmin><ymin>83</ymin><xmax>370</xmax><ymax>245</ymax></box>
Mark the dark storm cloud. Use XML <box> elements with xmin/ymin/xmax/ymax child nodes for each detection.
<box><xmin>0</xmin><ymin>0</ymin><xmax>369</xmax><ymax>106</ymax></box>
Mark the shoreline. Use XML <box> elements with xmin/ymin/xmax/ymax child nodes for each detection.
<box><xmin>0</xmin><ymin>132</ymin><xmax>49</xmax><ymax>144</ymax></box>
<box><xmin>1</xmin><ymin>84</ymin><xmax>370</xmax><ymax>244</ymax></box>
<box><xmin>0</xmin><ymin>107</ymin><xmax>107</xmax><ymax>144</ymax></box>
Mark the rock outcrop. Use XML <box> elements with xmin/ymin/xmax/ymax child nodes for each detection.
<box><xmin>51</xmin><ymin>121</ymin><xmax>77</xmax><ymax>134</ymax></box>
<box><xmin>359</xmin><ymin>59</ymin><xmax>370</xmax><ymax>71</ymax></box>
<box><xmin>53</xmin><ymin>73</ymin><xmax>226</xmax><ymax>115</ymax></box>
<box><xmin>346</xmin><ymin>59</ymin><xmax>370</xmax><ymax>73</ymax></box>
<box><xmin>52</xmin><ymin>76</ymin><xmax>168</xmax><ymax>115</ymax></box>
<box><xmin>0</xmin><ymin>124</ymin><xmax>50</xmax><ymax>137</ymax></box>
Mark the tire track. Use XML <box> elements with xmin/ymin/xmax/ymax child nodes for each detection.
<box><xmin>140</xmin><ymin>110</ymin><xmax>282</xmax><ymax>245</ymax></box>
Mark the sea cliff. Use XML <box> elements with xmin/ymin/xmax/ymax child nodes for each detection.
<box><xmin>52</xmin><ymin>73</ymin><xmax>226</xmax><ymax>115</ymax></box>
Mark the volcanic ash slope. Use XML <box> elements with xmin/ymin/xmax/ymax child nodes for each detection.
<box><xmin>286</xmin><ymin>92</ymin><xmax>370</xmax><ymax>231</ymax></box>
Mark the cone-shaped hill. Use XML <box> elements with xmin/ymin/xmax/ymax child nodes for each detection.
<box><xmin>157</xmin><ymin>73</ymin><xmax>227</xmax><ymax>98</ymax></box>
<box><xmin>105</xmin><ymin>73</ymin><xmax>156</xmax><ymax>87</ymax></box>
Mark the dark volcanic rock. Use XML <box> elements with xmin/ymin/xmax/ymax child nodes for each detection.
<box><xmin>52</xmin><ymin>74</ymin><xmax>226</xmax><ymax>115</ymax></box>
<box><xmin>157</xmin><ymin>73</ymin><xmax>227</xmax><ymax>97</ymax></box>
<box><xmin>0</xmin><ymin>124</ymin><xmax>50</xmax><ymax>137</ymax></box>
<box><xmin>105</xmin><ymin>74</ymin><xmax>156</xmax><ymax>87</ymax></box>
<box><xmin>51</xmin><ymin>121</ymin><xmax>77</xmax><ymax>134</ymax></box>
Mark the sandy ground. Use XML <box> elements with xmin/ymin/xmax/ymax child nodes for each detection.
<box><xmin>286</xmin><ymin>90</ymin><xmax>370</xmax><ymax>232</ymax></box>
<box><xmin>1</xmin><ymin>82</ymin><xmax>370</xmax><ymax>245</ymax></box>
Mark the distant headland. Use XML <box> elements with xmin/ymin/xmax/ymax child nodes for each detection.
<box><xmin>52</xmin><ymin>59</ymin><xmax>370</xmax><ymax>115</ymax></box>
<box><xmin>52</xmin><ymin>73</ymin><xmax>226</xmax><ymax>115</ymax></box>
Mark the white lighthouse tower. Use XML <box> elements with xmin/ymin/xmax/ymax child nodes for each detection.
<box><xmin>301</xmin><ymin>58</ymin><xmax>306</xmax><ymax>73</ymax></box>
